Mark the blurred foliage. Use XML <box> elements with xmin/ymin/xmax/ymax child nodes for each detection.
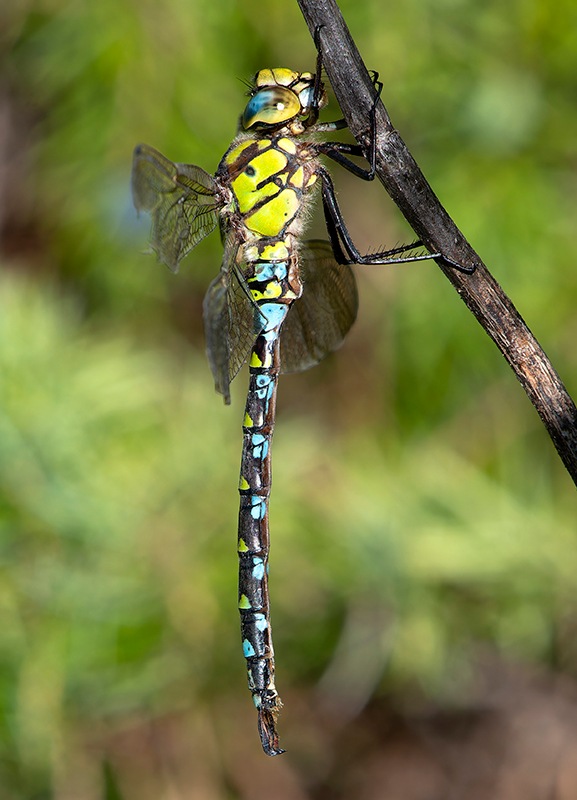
<box><xmin>1</xmin><ymin>0</ymin><xmax>577</xmax><ymax>797</ymax></box>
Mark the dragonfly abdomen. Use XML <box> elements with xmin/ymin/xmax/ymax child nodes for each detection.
<box><xmin>237</xmin><ymin>239</ymin><xmax>303</xmax><ymax>756</ymax></box>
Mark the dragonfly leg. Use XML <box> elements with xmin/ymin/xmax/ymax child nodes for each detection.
<box><xmin>313</xmin><ymin>62</ymin><xmax>382</xmax><ymax>179</ymax></box>
<box><xmin>318</xmin><ymin>165</ymin><xmax>474</xmax><ymax>273</ymax></box>
<box><xmin>307</xmin><ymin>25</ymin><xmax>325</xmax><ymax>127</ymax></box>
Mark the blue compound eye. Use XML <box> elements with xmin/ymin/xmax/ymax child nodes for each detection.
<box><xmin>242</xmin><ymin>87</ymin><xmax>301</xmax><ymax>129</ymax></box>
<box><xmin>297</xmin><ymin>86</ymin><xmax>313</xmax><ymax>112</ymax></box>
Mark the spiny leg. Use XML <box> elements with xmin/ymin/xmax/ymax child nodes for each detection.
<box><xmin>318</xmin><ymin>164</ymin><xmax>450</xmax><ymax>268</ymax></box>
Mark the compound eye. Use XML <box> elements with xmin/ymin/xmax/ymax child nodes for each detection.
<box><xmin>297</xmin><ymin>86</ymin><xmax>314</xmax><ymax>112</ymax></box>
<box><xmin>242</xmin><ymin>87</ymin><xmax>301</xmax><ymax>129</ymax></box>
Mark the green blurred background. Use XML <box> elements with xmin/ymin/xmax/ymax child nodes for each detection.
<box><xmin>2</xmin><ymin>0</ymin><xmax>577</xmax><ymax>797</ymax></box>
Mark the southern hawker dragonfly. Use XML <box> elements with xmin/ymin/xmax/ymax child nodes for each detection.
<box><xmin>131</xmin><ymin>43</ymin><xmax>466</xmax><ymax>756</ymax></box>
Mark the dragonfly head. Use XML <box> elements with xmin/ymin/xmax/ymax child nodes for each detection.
<box><xmin>242</xmin><ymin>68</ymin><xmax>326</xmax><ymax>131</ymax></box>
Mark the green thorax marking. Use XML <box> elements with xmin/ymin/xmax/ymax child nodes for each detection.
<box><xmin>218</xmin><ymin>135</ymin><xmax>318</xmax><ymax>239</ymax></box>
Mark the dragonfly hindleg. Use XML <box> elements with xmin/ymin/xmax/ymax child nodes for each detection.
<box><xmin>317</xmin><ymin>165</ymin><xmax>441</xmax><ymax>267</ymax></box>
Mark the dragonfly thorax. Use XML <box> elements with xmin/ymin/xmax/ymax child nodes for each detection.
<box><xmin>242</xmin><ymin>68</ymin><xmax>326</xmax><ymax>132</ymax></box>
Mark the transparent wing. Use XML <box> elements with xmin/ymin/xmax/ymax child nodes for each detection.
<box><xmin>280</xmin><ymin>240</ymin><xmax>358</xmax><ymax>374</ymax></box>
<box><xmin>203</xmin><ymin>233</ymin><xmax>266</xmax><ymax>404</ymax></box>
<box><xmin>131</xmin><ymin>143</ymin><xmax>220</xmax><ymax>272</ymax></box>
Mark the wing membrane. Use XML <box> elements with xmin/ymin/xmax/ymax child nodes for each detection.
<box><xmin>131</xmin><ymin>143</ymin><xmax>220</xmax><ymax>272</ymax></box>
<box><xmin>280</xmin><ymin>240</ymin><xmax>358</xmax><ymax>374</ymax></box>
<box><xmin>203</xmin><ymin>233</ymin><xmax>265</xmax><ymax>403</ymax></box>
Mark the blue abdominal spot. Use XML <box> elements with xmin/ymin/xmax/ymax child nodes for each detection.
<box><xmin>254</xmin><ymin>261</ymin><xmax>287</xmax><ymax>281</ymax></box>
<box><xmin>259</xmin><ymin>303</ymin><xmax>288</xmax><ymax>332</ymax></box>
<box><xmin>252</xmin><ymin>556</ymin><xmax>265</xmax><ymax>580</ymax></box>
<box><xmin>243</xmin><ymin>639</ymin><xmax>256</xmax><ymax>658</ymax></box>
<box><xmin>253</xmin><ymin>612</ymin><xmax>268</xmax><ymax>631</ymax></box>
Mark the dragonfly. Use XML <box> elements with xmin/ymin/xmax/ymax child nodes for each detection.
<box><xmin>132</xmin><ymin>42</ymin><xmax>468</xmax><ymax>756</ymax></box>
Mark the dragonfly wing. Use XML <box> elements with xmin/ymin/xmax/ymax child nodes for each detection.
<box><xmin>203</xmin><ymin>234</ymin><xmax>265</xmax><ymax>404</ymax></box>
<box><xmin>131</xmin><ymin>143</ymin><xmax>220</xmax><ymax>272</ymax></box>
<box><xmin>280</xmin><ymin>240</ymin><xmax>358</xmax><ymax>374</ymax></box>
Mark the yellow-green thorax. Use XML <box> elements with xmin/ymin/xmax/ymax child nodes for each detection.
<box><xmin>217</xmin><ymin>134</ymin><xmax>318</xmax><ymax>240</ymax></box>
